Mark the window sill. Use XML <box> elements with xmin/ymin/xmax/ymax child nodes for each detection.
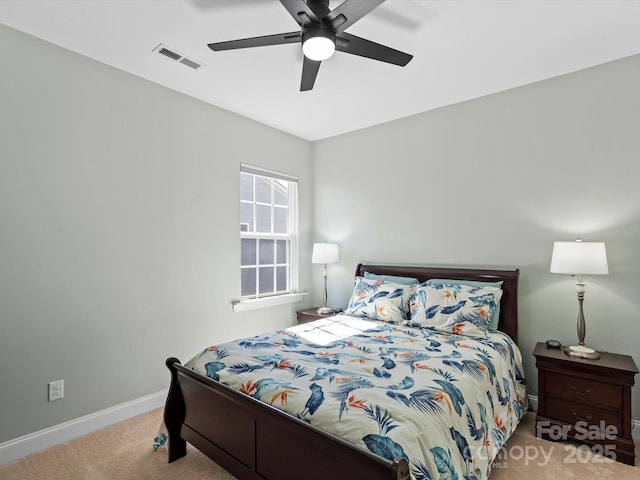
<box><xmin>232</xmin><ymin>292</ymin><xmax>307</xmax><ymax>312</ymax></box>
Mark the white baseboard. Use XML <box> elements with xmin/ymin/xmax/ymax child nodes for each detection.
<box><xmin>527</xmin><ymin>393</ymin><xmax>640</xmax><ymax>441</ymax></box>
<box><xmin>0</xmin><ymin>389</ymin><xmax>167</xmax><ymax>466</ymax></box>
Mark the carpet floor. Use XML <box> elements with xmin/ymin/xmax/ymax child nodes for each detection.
<box><xmin>0</xmin><ymin>409</ymin><xmax>637</xmax><ymax>479</ymax></box>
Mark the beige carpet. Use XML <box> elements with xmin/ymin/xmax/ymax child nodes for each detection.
<box><xmin>0</xmin><ymin>409</ymin><xmax>637</xmax><ymax>479</ymax></box>
<box><xmin>0</xmin><ymin>408</ymin><xmax>235</xmax><ymax>480</ymax></box>
<box><xmin>491</xmin><ymin>413</ymin><xmax>639</xmax><ymax>480</ymax></box>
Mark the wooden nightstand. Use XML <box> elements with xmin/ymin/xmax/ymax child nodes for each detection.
<box><xmin>533</xmin><ymin>342</ymin><xmax>638</xmax><ymax>465</ymax></box>
<box><xmin>296</xmin><ymin>308</ymin><xmax>339</xmax><ymax>324</ymax></box>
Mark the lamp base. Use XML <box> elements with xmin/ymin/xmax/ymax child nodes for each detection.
<box><xmin>564</xmin><ymin>344</ymin><xmax>600</xmax><ymax>360</ymax></box>
<box><xmin>316</xmin><ymin>306</ymin><xmax>334</xmax><ymax>315</ymax></box>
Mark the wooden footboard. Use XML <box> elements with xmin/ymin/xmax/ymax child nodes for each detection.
<box><xmin>164</xmin><ymin>358</ymin><xmax>410</xmax><ymax>480</ymax></box>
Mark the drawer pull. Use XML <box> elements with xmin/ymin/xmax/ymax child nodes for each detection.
<box><xmin>570</xmin><ymin>385</ymin><xmax>591</xmax><ymax>396</ymax></box>
<box><xmin>571</xmin><ymin>411</ymin><xmax>592</xmax><ymax>422</ymax></box>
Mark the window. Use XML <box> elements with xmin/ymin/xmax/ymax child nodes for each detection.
<box><xmin>239</xmin><ymin>164</ymin><xmax>298</xmax><ymax>300</ymax></box>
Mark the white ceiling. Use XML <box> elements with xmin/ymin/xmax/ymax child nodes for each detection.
<box><xmin>2</xmin><ymin>1</ymin><xmax>640</xmax><ymax>141</ymax></box>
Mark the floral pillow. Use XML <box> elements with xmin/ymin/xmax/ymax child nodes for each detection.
<box><xmin>407</xmin><ymin>283</ymin><xmax>503</xmax><ymax>337</ymax></box>
<box><xmin>344</xmin><ymin>277</ymin><xmax>415</xmax><ymax>323</ymax></box>
<box><xmin>424</xmin><ymin>279</ymin><xmax>504</xmax><ymax>332</ymax></box>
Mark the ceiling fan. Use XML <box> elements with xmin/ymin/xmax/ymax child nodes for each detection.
<box><xmin>207</xmin><ymin>0</ymin><xmax>413</xmax><ymax>91</ymax></box>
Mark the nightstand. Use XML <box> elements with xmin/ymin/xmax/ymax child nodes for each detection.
<box><xmin>296</xmin><ymin>308</ymin><xmax>338</xmax><ymax>324</ymax></box>
<box><xmin>533</xmin><ymin>342</ymin><xmax>638</xmax><ymax>465</ymax></box>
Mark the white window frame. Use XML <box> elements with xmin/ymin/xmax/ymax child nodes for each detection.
<box><xmin>233</xmin><ymin>164</ymin><xmax>304</xmax><ymax>312</ymax></box>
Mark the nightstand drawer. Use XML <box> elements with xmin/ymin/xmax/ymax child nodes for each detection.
<box><xmin>545</xmin><ymin>372</ymin><xmax>622</xmax><ymax>409</ymax></box>
<box><xmin>545</xmin><ymin>397</ymin><xmax>623</xmax><ymax>433</ymax></box>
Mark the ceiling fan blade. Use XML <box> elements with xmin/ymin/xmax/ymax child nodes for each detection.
<box><xmin>336</xmin><ymin>32</ymin><xmax>412</xmax><ymax>67</ymax></box>
<box><xmin>326</xmin><ymin>0</ymin><xmax>385</xmax><ymax>33</ymax></box>
<box><xmin>208</xmin><ymin>32</ymin><xmax>300</xmax><ymax>51</ymax></box>
<box><xmin>280</xmin><ymin>0</ymin><xmax>330</xmax><ymax>26</ymax></box>
<box><xmin>300</xmin><ymin>56</ymin><xmax>321</xmax><ymax>91</ymax></box>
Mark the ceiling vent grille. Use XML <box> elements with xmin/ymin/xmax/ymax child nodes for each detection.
<box><xmin>153</xmin><ymin>44</ymin><xmax>204</xmax><ymax>70</ymax></box>
<box><xmin>179</xmin><ymin>57</ymin><xmax>201</xmax><ymax>70</ymax></box>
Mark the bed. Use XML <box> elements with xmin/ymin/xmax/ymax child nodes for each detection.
<box><xmin>162</xmin><ymin>263</ymin><xmax>525</xmax><ymax>480</ymax></box>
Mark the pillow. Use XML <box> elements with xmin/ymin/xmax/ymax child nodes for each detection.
<box><xmin>364</xmin><ymin>272</ymin><xmax>420</xmax><ymax>285</ymax></box>
<box><xmin>424</xmin><ymin>279</ymin><xmax>504</xmax><ymax>332</ymax></box>
<box><xmin>345</xmin><ymin>277</ymin><xmax>415</xmax><ymax>323</ymax></box>
<box><xmin>407</xmin><ymin>283</ymin><xmax>503</xmax><ymax>338</ymax></box>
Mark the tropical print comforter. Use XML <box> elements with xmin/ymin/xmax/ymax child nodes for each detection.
<box><xmin>184</xmin><ymin>314</ymin><xmax>527</xmax><ymax>480</ymax></box>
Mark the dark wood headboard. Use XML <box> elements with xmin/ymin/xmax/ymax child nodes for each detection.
<box><xmin>354</xmin><ymin>263</ymin><xmax>520</xmax><ymax>344</ymax></box>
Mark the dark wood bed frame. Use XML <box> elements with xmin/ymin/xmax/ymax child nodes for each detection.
<box><xmin>164</xmin><ymin>263</ymin><xmax>519</xmax><ymax>480</ymax></box>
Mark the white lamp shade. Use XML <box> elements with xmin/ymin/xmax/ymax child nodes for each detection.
<box><xmin>312</xmin><ymin>243</ymin><xmax>339</xmax><ymax>264</ymax></box>
<box><xmin>550</xmin><ymin>241</ymin><xmax>609</xmax><ymax>275</ymax></box>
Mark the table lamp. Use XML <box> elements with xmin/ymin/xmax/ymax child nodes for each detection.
<box><xmin>550</xmin><ymin>239</ymin><xmax>608</xmax><ymax>359</ymax></box>
<box><xmin>311</xmin><ymin>243</ymin><xmax>339</xmax><ymax>314</ymax></box>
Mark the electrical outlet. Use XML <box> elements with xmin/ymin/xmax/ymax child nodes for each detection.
<box><xmin>48</xmin><ymin>380</ymin><xmax>64</xmax><ymax>401</ymax></box>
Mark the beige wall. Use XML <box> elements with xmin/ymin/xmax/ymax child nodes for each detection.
<box><xmin>312</xmin><ymin>53</ymin><xmax>640</xmax><ymax>419</ymax></box>
<box><xmin>0</xmin><ymin>24</ymin><xmax>313</xmax><ymax>443</ymax></box>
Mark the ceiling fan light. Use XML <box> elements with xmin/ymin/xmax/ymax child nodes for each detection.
<box><xmin>303</xmin><ymin>36</ymin><xmax>335</xmax><ymax>61</ymax></box>
<box><xmin>302</xmin><ymin>26</ymin><xmax>335</xmax><ymax>61</ymax></box>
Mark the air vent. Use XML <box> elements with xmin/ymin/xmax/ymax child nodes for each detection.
<box><xmin>158</xmin><ymin>47</ymin><xmax>181</xmax><ymax>61</ymax></box>
<box><xmin>179</xmin><ymin>57</ymin><xmax>201</xmax><ymax>70</ymax></box>
<box><xmin>153</xmin><ymin>44</ymin><xmax>204</xmax><ymax>70</ymax></box>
